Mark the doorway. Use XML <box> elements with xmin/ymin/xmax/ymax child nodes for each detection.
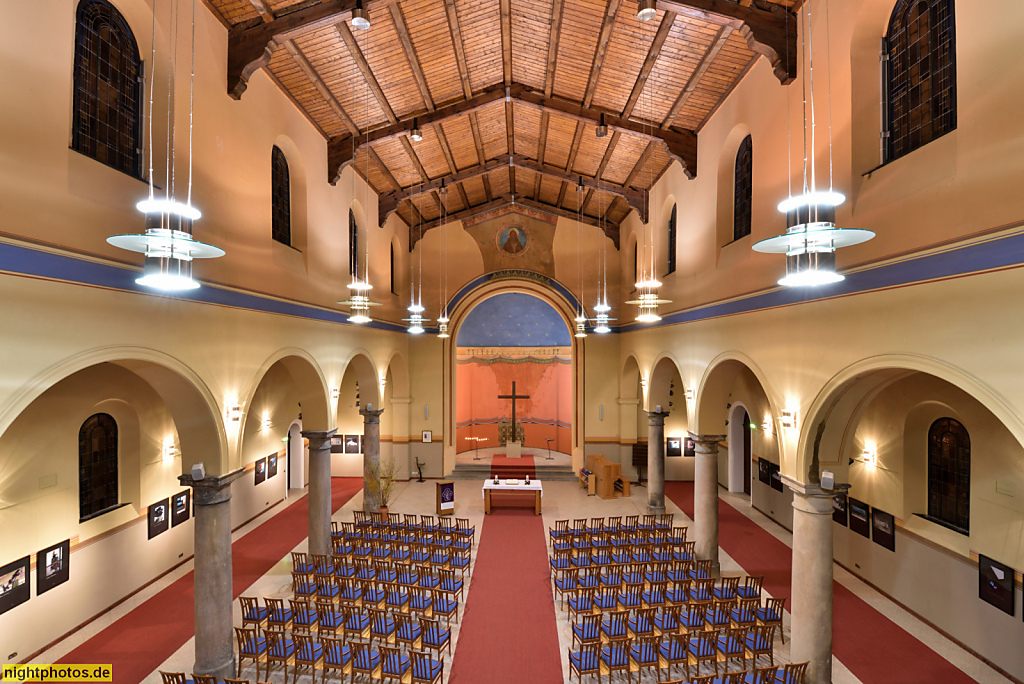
<box><xmin>727</xmin><ymin>403</ymin><xmax>752</xmax><ymax>496</ymax></box>
<box><xmin>287</xmin><ymin>421</ymin><xmax>303</xmax><ymax>490</ymax></box>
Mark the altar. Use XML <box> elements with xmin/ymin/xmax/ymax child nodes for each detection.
<box><xmin>482</xmin><ymin>479</ymin><xmax>543</xmax><ymax>515</ymax></box>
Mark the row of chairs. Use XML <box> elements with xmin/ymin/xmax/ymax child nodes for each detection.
<box><xmin>550</xmin><ymin>515</ymin><xmax>675</xmax><ymax>542</ymax></box>
<box><xmin>288</xmin><ymin>565</ymin><xmax>466</xmax><ymax>618</ymax></box>
<box><xmin>349</xmin><ymin>511</ymin><xmax>475</xmax><ymax>540</ymax></box>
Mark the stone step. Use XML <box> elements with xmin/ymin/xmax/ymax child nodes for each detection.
<box><xmin>449</xmin><ymin>464</ymin><xmax>578</xmax><ymax>481</ymax></box>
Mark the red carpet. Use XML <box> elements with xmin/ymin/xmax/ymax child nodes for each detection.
<box><xmin>491</xmin><ymin>455</ymin><xmax>536</xmax><ymax>479</ymax></box>
<box><xmin>665</xmin><ymin>482</ymin><xmax>978</xmax><ymax>683</ymax></box>
<box><xmin>449</xmin><ymin>509</ymin><xmax>562</xmax><ymax>683</ymax></box>
<box><xmin>58</xmin><ymin>478</ymin><xmax>362</xmax><ymax>683</ymax></box>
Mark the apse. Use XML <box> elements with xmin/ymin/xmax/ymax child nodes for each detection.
<box><xmin>455</xmin><ymin>293</ymin><xmax>572</xmax><ymax>456</ymax></box>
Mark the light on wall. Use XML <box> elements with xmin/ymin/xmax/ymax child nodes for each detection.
<box><xmin>330</xmin><ymin>387</ymin><xmax>340</xmax><ymax>401</ymax></box>
<box><xmin>849</xmin><ymin>443</ymin><xmax>895</xmax><ymax>472</ymax></box>
<box><xmin>685</xmin><ymin>388</ymin><xmax>695</xmax><ymax>401</ymax></box>
<box><xmin>763</xmin><ymin>413</ymin><xmax>774</xmax><ymax>437</ymax></box>
<box><xmin>261</xmin><ymin>413</ymin><xmax>273</xmax><ymax>432</ymax></box>
<box><xmin>226</xmin><ymin>404</ymin><xmax>243</xmax><ymax>422</ymax></box>
<box><xmin>162</xmin><ymin>437</ymin><xmax>177</xmax><ymax>462</ymax></box>
<box><xmin>780</xmin><ymin>408</ymin><xmax>798</xmax><ymax>430</ymax></box>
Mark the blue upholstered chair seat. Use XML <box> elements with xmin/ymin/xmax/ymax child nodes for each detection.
<box><xmin>610</xmin><ymin>550</ymin><xmax>631</xmax><ymax>564</ymax></box>
<box><xmin>372</xmin><ymin>617</ymin><xmax>396</xmax><ymax>637</ymax></box>
<box><xmin>659</xmin><ymin>640</ymin><xmax>686</xmax><ymax>660</ymax></box>
<box><xmin>451</xmin><ymin>539</ymin><xmax>471</xmax><ymax>552</ymax></box>
<box><xmin>609</xmin><ymin>537</ymin><xmax>629</xmax><ymax>547</ymax></box>
<box><xmin>440</xmin><ymin>578</ymin><xmax>463</xmax><ymax>593</ymax></box>
<box><xmin>653</xmin><ymin>613</ymin><xmax>678</xmax><ymax>632</ymax></box>
<box><xmin>294</xmin><ymin>561</ymin><xmax>314</xmax><ymax>574</ymax></box>
<box><xmin>376</xmin><ymin>568</ymin><xmax>397</xmax><ymax>583</ymax></box>
<box><xmin>631</xmin><ymin>551</ymin><xmax>651</xmax><ymax>563</ymax></box>
<box><xmin>353</xmin><ymin>650</ymin><xmax>381</xmax><ymax>670</ymax></box>
<box><xmin>569</xmin><ymin>650</ymin><xmax>600</xmax><ymax>671</ymax></box>
<box><xmin>411</xmin><ymin>550</ymin><xmax>431</xmax><ymax>563</ymax></box>
<box><xmin>600</xmin><ymin>620</ymin><xmax>627</xmax><ymax>638</ymax></box>
<box><xmin>713</xmin><ymin>586</ymin><xmax>737</xmax><ymax>601</ymax></box>
<box><xmin>756</xmin><ymin>606</ymin><xmax>781</xmax><ymax>622</ymax></box>
<box><xmin>423</xmin><ymin>626</ymin><xmax>451</xmax><ymax>648</ymax></box>
<box><xmin>340</xmin><ymin>587</ymin><xmax>362</xmax><ymax>602</ymax></box>
<box><xmin>567</xmin><ymin>596</ymin><xmax>593</xmax><ymax>612</ymax></box>
<box><xmin>665</xmin><ymin>589</ymin><xmax>688</xmax><ymax>604</ymax></box>
<box><xmin>744</xmin><ymin>633</ymin><xmax>771</xmax><ymax>651</ymax></box>
<box><xmin>550</xmin><ymin>557</ymin><xmax>572</xmax><ymax>571</ymax></box>
<box><xmin>397</xmin><ymin>571</ymin><xmax>419</xmax><ymax>585</ymax></box>
<box><xmin>689</xmin><ymin>587</ymin><xmax>713</xmax><ymax>602</ymax></box>
<box><xmin>600</xmin><ymin>645</ymin><xmax>629</xmax><ymax>667</ymax></box>
<box><xmin>243</xmin><ymin>606</ymin><xmax>269</xmax><ymax>622</ymax></box>
<box><xmin>363</xmin><ymin>587</ymin><xmax>385</xmax><ymax>604</ymax></box>
<box><xmin>410</xmin><ymin>596</ymin><xmax>432</xmax><ymax>611</ymax></box>
<box><xmin>269</xmin><ymin>607</ymin><xmax>293</xmax><ymax>623</ymax></box>
<box><xmin>552</xmin><ymin>540</ymin><xmax>571</xmax><ymax>553</ymax></box>
<box><xmin>317</xmin><ymin>585</ymin><xmax>340</xmax><ymax>599</ymax></box>
<box><xmin>642</xmin><ymin>590</ymin><xmax>665</xmax><ymax>606</ymax></box>
<box><xmin>593</xmin><ymin>592</ymin><xmax>617</xmax><ymax>610</ymax></box>
<box><xmin>294</xmin><ymin>609</ymin><xmax>317</xmax><ymax>627</ymax></box>
<box><xmin>689</xmin><ymin>637</ymin><xmax>716</xmax><ymax>657</ymax></box>
<box><xmin>335</xmin><ymin>565</ymin><xmax>357</xmax><ymax>578</ymax></box>
<box><xmin>616</xmin><ymin>592</ymin><xmax>641</xmax><ymax>608</ymax></box>
<box><xmin>737</xmin><ymin>586</ymin><xmax>760</xmax><ymax>599</ymax></box>
<box><xmin>643</xmin><ymin>570</ymin><xmax>667</xmax><ymax>583</ymax></box>
<box><xmin>319</xmin><ymin>611</ymin><xmax>343</xmax><ymax>629</ymax></box>
<box><xmin>553</xmin><ymin>577</ymin><xmax>576</xmax><ymax>592</ymax></box>
<box><xmin>708</xmin><ymin>608</ymin><xmax>732</xmax><ymax>627</ymax></box>
<box><xmin>334</xmin><ymin>543</ymin><xmax>354</xmax><ymax>556</ymax></box>
<box><xmin>591</xmin><ymin>553</ymin><xmax>611</xmax><ymax>566</ymax></box>
<box><xmin>354</xmin><ymin>547</ymin><xmax>373</xmax><ymax>557</ymax></box>
<box><xmin>600</xmin><ymin>572</ymin><xmax>622</xmax><ymax>587</ymax></box>
<box><xmin>717</xmin><ymin>634</ymin><xmax>745</xmax><ymax>655</ymax></box>
<box><xmin>387</xmin><ymin>591</ymin><xmax>409</xmax><ymax>608</ymax></box>
<box><xmin>429</xmin><ymin>553</ymin><xmax>450</xmax><ymax>565</ymax></box>
<box><xmin>572</xmin><ymin>539</ymin><xmax>590</xmax><ymax>550</ymax></box>
<box><xmin>652</xmin><ymin>550</ymin><xmax>672</xmax><ymax>563</ymax></box>
<box><xmin>433</xmin><ymin>597</ymin><xmax>457</xmax><ymax>615</ymax></box>
<box><xmin>731</xmin><ymin>606</ymin><xmax>757</xmax><ymax>623</ymax></box>
<box><xmin>323</xmin><ymin>643</ymin><xmax>351</xmax><ymax>666</ymax></box>
<box><xmin>413</xmin><ymin>657</ymin><xmax>443</xmax><ymax>679</ymax></box>
<box><xmin>628</xmin><ymin>616</ymin><xmax>652</xmax><ymax>634</ymax></box>
<box><xmin>239</xmin><ymin>637</ymin><xmax>267</xmax><ymax>656</ymax></box>
<box><xmin>622</xmin><ymin>572</ymin><xmax>643</xmax><ymax>585</ymax></box>
<box><xmin>356</xmin><ymin>568</ymin><xmax>376</xmax><ymax>581</ymax></box>
<box><xmin>679</xmin><ymin>611</ymin><xmax>704</xmax><ymax>630</ymax></box>
<box><xmin>346</xmin><ymin>614</ymin><xmax>371</xmax><ymax>631</ymax></box>
<box><xmin>297</xmin><ymin>642</ymin><xmax>324</xmax><ymax>661</ymax></box>
<box><xmin>382</xmin><ymin>653</ymin><xmax>411</xmax><ymax>675</ymax></box>
<box><xmin>687</xmin><ymin>568</ymin><xmax>710</xmax><ymax>580</ymax></box>
<box><xmin>571</xmin><ymin>555</ymin><xmax>592</xmax><ymax>568</ymax></box>
<box><xmin>630</xmin><ymin>643</ymin><xmax>657</xmax><ymax>664</ymax></box>
<box><xmin>397</xmin><ymin>623</ymin><xmax>422</xmax><ymax>641</ymax></box>
<box><xmin>269</xmin><ymin>639</ymin><xmax>296</xmax><ymax>658</ymax></box>
<box><xmin>578</xmin><ymin>575</ymin><xmax>600</xmax><ymax>589</ymax></box>
<box><xmin>572</xmin><ymin>621</ymin><xmax>600</xmax><ymax>641</ymax></box>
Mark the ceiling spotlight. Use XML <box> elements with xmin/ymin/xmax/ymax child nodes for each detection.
<box><xmin>595</xmin><ymin>113</ymin><xmax>608</xmax><ymax>138</ymax></box>
<box><xmin>637</xmin><ymin>0</ymin><xmax>657</xmax><ymax>22</ymax></box>
<box><xmin>410</xmin><ymin>118</ymin><xmax>422</xmax><ymax>142</ymax></box>
<box><xmin>351</xmin><ymin>0</ymin><xmax>370</xmax><ymax>30</ymax></box>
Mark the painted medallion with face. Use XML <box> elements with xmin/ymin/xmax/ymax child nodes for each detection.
<box><xmin>497</xmin><ymin>225</ymin><xmax>528</xmax><ymax>256</ymax></box>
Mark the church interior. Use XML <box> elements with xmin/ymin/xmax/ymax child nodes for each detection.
<box><xmin>2</xmin><ymin>0</ymin><xmax>1024</xmax><ymax>682</ymax></box>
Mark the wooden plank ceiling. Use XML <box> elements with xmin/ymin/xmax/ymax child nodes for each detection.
<box><xmin>211</xmin><ymin>0</ymin><xmax>799</xmax><ymax>248</ymax></box>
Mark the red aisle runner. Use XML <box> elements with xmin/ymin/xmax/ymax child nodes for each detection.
<box><xmin>58</xmin><ymin>478</ymin><xmax>362</xmax><ymax>684</ymax></box>
<box><xmin>449</xmin><ymin>509</ymin><xmax>562</xmax><ymax>684</ymax></box>
<box><xmin>665</xmin><ymin>482</ymin><xmax>978</xmax><ymax>684</ymax></box>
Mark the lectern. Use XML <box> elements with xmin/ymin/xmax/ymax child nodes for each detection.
<box><xmin>436</xmin><ymin>480</ymin><xmax>455</xmax><ymax>515</ymax></box>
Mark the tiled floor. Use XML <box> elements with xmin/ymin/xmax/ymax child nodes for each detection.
<box><xmin>31</xmin><ymin>479</ymin><xmax>1011</xmax><ymax>683</ymax></box>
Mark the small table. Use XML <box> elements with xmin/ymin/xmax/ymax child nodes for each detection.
<box><xmin>482</xmin><ymin>479</ymin><xmax>543</xmax><ymax>515</ymax></box>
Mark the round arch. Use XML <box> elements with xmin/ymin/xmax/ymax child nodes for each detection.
<box><xmin>340</xmin><ymin>350</ymin><xmax>381</xmax><ymax>410</ymax></box>
<box><xmin>0</xmin><ymin>346</ymin><xmax>227</xmax><ymax>474</ymax></box>
<box><xmin>795</xmin><ymin>354</ymin><xmax>1024</xmax><ymax>482</ymax></box>
<box><xmin>384</xmin><ymin>349</ymin><xmax>411</xmax><ymax>399</ymax></box>
<box><xmin>695</xmin><ymin>351</ymin><xmax>783</xmax><ymax>435</ymax></box>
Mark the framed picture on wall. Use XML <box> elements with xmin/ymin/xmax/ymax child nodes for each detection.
<box><xmin>0</xmin><ymin>556</ymin><xmax>30</xmax><ymax>615</ymax></box>
<box><xmin>848</xmin><ymin>497</ymin><xmax>870</xmax><ymax>538</ymax></box>
<box><xmin>666</xmin><ymin>437</ymin><xmax>682</xmax><ymax>457</ymax></box>
<box><xmin>255</xmin><ymin>457</ymin><xmax>267</xmax><ymax>485</ymax></box>
<box><xmin>871</xmin><ymin>508</ymin><xmax>896</xmax><ymax>551</ymax></box>
<box><xmin>268</xmin><ymin>454</ymin><xmax>278</xmax><ymax>478</ymax></box>
<box><xmin>758</xmin><ymin>458</ymin><xmax>772</xmax><ymax>485</ymax></box>
<box><xmin>422</xmin><ymin>430</ymin><xmax>433</xmax><ymax>444</ymax></box>
<box><xmin>36</xmin><ymin>540</ymin><xmax>70</xmax><ymax>595</ymax></box>
<box><xmin>978</xmin><ymin>555</ymin><xmax>1015</xmax><ymax>616</ymax></box>
<box><xmin>344</xmin><ymin>435</ymin><xmax>360</xmax><ymax>454</ymax></box>
<box><xmin>769</xmin><ymin>462</ymin><xmax>784</xmax><ymax>492</ymax></box>
<box><xmin>832</xmin><ymin>493</ymin><xmax>848</xmax><ymax>526</ymax></box>
<box><xmin>148</xmin><ymin>498</ymin><xmax>170</xmax><ymax>539</ymax></box>
<box><xmin>330</xmin><ymin>435</ymin><xmax>345</xmax><ymax>453</ymax></box>
<box><xmin>683</xmin><ymin>437</ymin><xmax>695</xmax><ymax>457</ymax></box>
<box><xmin>171</xmin><ymin>490</ymin><xmax>190</xmax><ymax>527</ymax></box>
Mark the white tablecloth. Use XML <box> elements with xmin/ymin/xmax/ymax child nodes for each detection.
<box><xmin>482</xmin><ymin>479</ymin><xmax>544</xmax><ymax>498</ymax></box>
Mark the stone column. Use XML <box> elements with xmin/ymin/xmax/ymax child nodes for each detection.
<box><xmin>786</xmin><ymin>477</ymin><xmax>843</xmax><ymax>684</ymax></box>
<box><xmin>689</xmin><ymin>432</ymin><xmax>726</xmax><ymax>577</ymax></box>
<box><xmin>360</xmin><ymin>405</ymin><xmax>385</xmax><ymax>512</ymax></box>
<box><xmin>646</xmin><ymin>409</ymin><xmax>670</xmax><ymax>514</ymax></box>
<box><xmin>179</xmin><ymin>467</ymin><xmax>245</xmax><ymax>680</ymax></box>
<box><xmin>302</xmin><ymin>429</ymin><xmax>336</xmax><ymax>557</ymax></box>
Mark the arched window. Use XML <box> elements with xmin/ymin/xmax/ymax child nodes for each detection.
<box><xmin>349</xmin><ymin>209</ymin><xmax>359</xmax><ymax>279</ymax></box>
<box><xmin>666</xmin><ymin>204</ymin><xmax>677</xmax><ymax>276</ymax></box>
<box><xmin>927</xmin><ymin>417</ymin><xmax>969</xmax><ymax>534</ymax></box>
<box><xmin>733</xmin><ymin>135</ymin><xmax>752</xmax><ymax>242</ymax></box>
<box><xmin>271</xmin><ymin>146</ymin><xmax>291</xmax><ymax>245</ymax></box>
<box><xmin>884</xmin><ymin>0</ymin><xmax>956</xmax><ymax>162</ymax></box>
<box><xmin>72</xmin><ymin>0</ymin><xmax>143</xmax><ymax>178</ymax></box>
<box><xmin>79</xmin><ymin>413</ymin><xmax>119</xmax><ymax>521</ymax></box>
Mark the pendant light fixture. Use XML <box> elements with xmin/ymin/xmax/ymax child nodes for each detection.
<box><xmin>404</xmin><ymin>183</ymin><xmax>430</xmax><ymax>334</ymax></box>
<box><xmin>637</xmin><ymin>0</ymin><xmax>657</xmax><ymax>23</ymax></box>
<box><xmin>592</xmin><ymin>179</ymin><xmax>614</xmax><ymax>333</ymax></box>
<box><xmin>109</xmin><ymin>0</ymin><xmax>224</xmax><ymax>290</ymax></box>
<box><xmin>409</xmin><ymin>118</ymin><xmax>423</xmax><ymax>142</ymax></box>
<box><xmin>574</xmin><ymin>180</ymin><xmax>587</xmax><ymax>339</ymax></box>
<box><xmin>753</xmin><ymin>0</ymin><xmax>873</xmax><ymax>285</ymax></box>
<box><xmin>351</xmin><ymin>0</ymin><xmax>370</xmax><ymax>31</ymax></box>
<box><xmin>436</xmin><ymin>182</ymin><xmax>450</xmax><ymax>339</ymax></box>
<box><xmin>626</xmin><ymin>10</ymin><xmax>670</xmax><ymax>322</ymax></box>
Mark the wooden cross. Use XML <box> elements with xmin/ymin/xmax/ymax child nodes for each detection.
<box><xmin>498</xmin><ymin>381</ymin><xmax>530</xmax><ymax>433</ymax></box>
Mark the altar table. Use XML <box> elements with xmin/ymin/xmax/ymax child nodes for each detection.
<box><xmin>482</xmin><ymin>479</ymin><xmax>543</xmax><ymax>515</ymax></box>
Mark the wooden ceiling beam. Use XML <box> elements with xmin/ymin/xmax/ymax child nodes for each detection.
<box><xmin>623</xmin><ymin>141</ymin><xmax>655</xmax><ymax>189</ymax></box>
<box><xmin>366</xmin><ymin>145</ymin><xmax>402</xmax><ymax>191</ymax></box>
<box><xmin>282</xmin><ymin>40</ymin><xmax>360</xmax><ymax>136</ymax></box>
<box><xmin>389</xmin><ymin>4</ymin><xmax>435</xmax><ymax>112</ymax></box>
<box><xmin>228</xmin><ymin>0</ymin><xmax>392</xmax><ymax>99</ymax></box>
<box><xmin>621</xmin><ymin>11</ymin><xmax>676</xmax><ymax>119</ymax></box>
<box><xmin>581</xmin><ymin>0</ymin><xmax>622</xmax><ymax>108</ymax></box>
<box><xmin>533</xmin><ymin>111</ymin><xmax>550</xmax><ymax>199</ymax></box>
<box><xmin>661</xmin><ymin>25</ymin><xmax>732</xmax><ymax>128</ymax></box>
<box><xmin>336</xmin><ymin>21</ymin><xmax>397</xmax><ymax>124</ymax></box>
<box><xmin>377</xmin><ymin>153</ymin><xmax>647</xmax><ymax>225</ymax></box>
<box><xmin>329</xmin><ymin>82</ymin><xmax>697</xmax><ymax>183</ymax></box>
<box><xmin>442</xmin><ymin>0</ymin><xmax>474</xmax><ymax>99</ymax></box>
<box><xmin>499</xmin><ymin>0</ymin><xmax>512</xmax><ymax>85</ymax></box>
<box><xmin>543</xmin><ymin>0</ymin><xmax>565</xmax><ymax>98</ymax></box>
<box><xmin>413</xmin><ymin>195</ymin><xmax>618</xmax><ymax>242</ymax></box>
<box><xmin>655</xmin><ymin>0</ymin><xmax>796</xmax><ymax>84</ymax></box>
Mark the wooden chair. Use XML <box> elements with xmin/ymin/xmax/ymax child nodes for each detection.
<box><xmin>657</xmin><ymin>513</ymin><xmax>674</xmax><ymax>530</ymax></box>
<box><xmin>234</xmin><ymin>626</ymin><xmax>266</xmax><ymax>681</ymax></box>
<box><xmin>410</xmin><ymin>649</ymin><xmax>444</xmax><ymax>684</ymax></box>
<box><xmin>239</xmin><ymin>596</ymin><xmax>268</xmax><ymax>631</ymax></box>
<box><xmin>315</xmin><ymin>600</ymin><xmax>344</xmax><ymax>639</ymax></box>
<box><xmin>350</xmin><ymin>640</ymin><xmax>381</xmax><ymax>681</ymax></box>
<box><xmin>593</xmin><ymin>585</ymin><xmax>618</xmax><ymax>613</ymax></box>
<box><xmin>158</xmin><ymin>673</ymin><xmax>186</xmax><ymax>684</ymax></box>
<box><xmin>642</xmin><ymin>580</ymin><xmax>667</xmax><ymax>608</ymax></box>
<box><xmin>385</xmin><ymin>583</ymin><xmax>410</xmax><ymax>612</ymax></box>
<box><xmin>654</xmin><ymin>604</ymin><xmax>681</xmax><ymax>636</ymax></box>
<box><xmin>292</xmin><ymin>571</ymin><xmax>315</xmax><ymax>601</ymax></box>
<box><xmin>264</xmin><ymin>596</ymin><xmax>292</xmax><ymax>632</ymax></box>
<box><xmin>600</xmin><ymin>636</ymin><xmax>632</xmax><ymax>683</ymax></box>
<box><xmin>730</xmin><ymin>597</ymin><xmax>760</xmax><ymax>629</ymax></box>
<box><xmin>707</xmin><ymin>599</ymin><xmax>733</xmax><ymax>630</ymax></box>
<box><xmin>757</xmin><ymin>596</ymin><xmax>786</xmax><ymax>643</ymax></box>
<box><xmin>691</xmin><ymin>676</ymin><xmax>716</xmax><ymax>684</ymax></box>
<box><xmin>572</xmin><ymin>613</ymin><xmax>602</xmax><ymax>649</ymax></box>
<box><xmin>688</xmin><ymin>558</ymin><xmax>713</xmax><ymax>580</ymax></box>
<box><xmin>554</xmin><ymin>567</ymin><xmax>579</xmax><ymax>609</ymax></box>
<box><xmin>777</xmin><ymin>661</ymin><xmax>809</xmax><ymax>684</ymax></box>
<box><xmin>721</xmin><ymin>672</ymin><xmax>748</xmax><ymax>684</ymax></box>
<box><xmin>618</xmin><ymin>583</ymin><xmax>643</xmax><ymax>610</ymax></box>
<box><xmin>628</xmin><ymin>606</ymin><xmax>655</xmax><ymax>638</ymax></box>
<box><xmin>455</xmin><ymin>517</ymin><xmax>476</xmax><ymax>543</ymax></box>
<box><xmin>438</xmin><ymin>567</ymin><xmax>464</xmax><ymax>601</ymax></box>
<box><xmin>737</xmin><ymin>575</ymin><xmax>765</xmax><ymax>601</ymax></box>
<box><xmin>291</xmin><ymin>633</ymin><xmax>323</xmax><ymax>684</ymax></box>
<box><xmin>419</xmin><ymin>616</ymin><xmax>452</xmax><ymax>657</ymax></box>
<box><xmin>409</xmin><ymin>586</ymin><xmax>433</xmax><ymax>619</ymax></box>
<box><xmin>679</xmin><ymin>601</ymin><xmax>709</xmax><ymax>634</ymax></box>
<box><xmin>716</xmin><ymin>626</ymin><xmax>748</xmax><ymax>672</ymax></box>
<box><xmin>222</xmin><ymin>679</ymin><xmax>250</xmax><ymax>684</ymax></box>
<box><xmin>567</xmin><ymin>585</ymin><xmax>595</xmax><ymax>620</ymax></box>
<box><xmin>749</xmin><ymin>665</ymin><xmax>780</xmax><ymax>684</ymax></box>
<box><xmin>289</xmin><ymin>597</ymin><xmax>318</xmax><ymax>635</ymax></box>
<box><xmin>673</xmin><ymin>541</ymin><xmax>696</xmax><ymax>563</ymax></box>
<box><xmin>689</xmin><ymin>577</ymin><xmax>716</xmax><ymax>607</ymax></box>
<box><xmin>571</xmin><ymin>518</ymin><xmax>588</xmax><ymax>537</ymax></box>
<box><xmin>744</xmin><ymin>624</ymin><xmax>776</xmax><ymax>668</ymax></box>
<box><xmin>600</xmin><ymin>609</ymin><xmax>630</xmax><ymax>640</ymax></box>
<box><xmin>630</xmin><ymin>634</ymin><xmax>660</xmax><ymax>680</ymax></box>
<box><xmin>379</xmin><ymin>644</ymin><xmax>411</xmax><ymax>683</ymax></box>
<box><xmin>688</xmin><ymin>628</ymin><xmax>719</xmax><ymax>677</ymax></box>
<box><xmin>433</xmin><ymin>588</ymin><xmax>459</xmax><ymax>626</ymax></box>
<box><xmin>367</xmin><ymin>606</ymin><xmax>397</xmax><ymax>647</ymax></box>
<box><xmin>714</xmin><ymin>576</ymin><xmax>741</xmax><ymax>603</ymax></box>
<box><xmin>314</xmin><ymin>573</ymin><xmax>340</xmax><ymax>604</ymax></box>
<box><xmin>567</xmin><ymin>642</ymin><xmax>601</xmax><ymax>684</ymax></box>
<box><xmin>343</xmin><ymin>607</ymin><xmax>371</xmax><ymax>642</ymax></box>
<box><xmin>263</xmin><ymin>629</ymin><xmax>295</xmax><ymax>683</ymax></box>
<box><xmin>321</xmin><ymin>636</ymin><xmax>352</xmax><ymax>683</ymax></box>
<box><xmin>191</xmin><ymin>675</ymin><xmax>217</xmax><ymax>684</ymax></box>
<box><xmin>549</xmin><ymin>519</ymin><xmax>569</xmax><ymax>548</ymax></box>
<box><xmin>291</xmin><ymin>551</ymin><xmax>314</xmax><ymax>576</ymax></box>
<box><xmin>623</xmin><ymin>515</ymin><xmax>640</xmax><ymax>532</ymax></box>
<box><xmin>419</xmin><ymin>514</ymin><xmax>438</xmax><ymax>533</ymax></box>
<box><xmin>311</xmin><ymin>553</ymin><xmax>333</xmax><ymax>576</ymax></box>
<box><xmin>603</xmin><ymin>515</ymin><xmax>622</xmax><ymax>534</ymax></box>
<box><xmin>658</xmin><ymin>632</ymin><xmax>690</xmax><ymax>681</ymax></box>
<box><xmin>395</xmin><ymin>612</ymin><xmax>422</xmax><ymax>649</ymax></box>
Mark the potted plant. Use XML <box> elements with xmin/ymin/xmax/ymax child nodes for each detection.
<box><xmin>366</xmin><ymin>457</ymin><xmax>399</xmax><ymax>519</ymax></box>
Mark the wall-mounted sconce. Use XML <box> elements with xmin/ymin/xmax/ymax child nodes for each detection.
<box><xmin>849</xmin><ymin>443</ymin><xmax>895</xmax><ymax>472</ymax></box>
<box><xmin>162</xmin><ymin>437</ymin><xmax>177</xmax><ymax>462</ymax></box>
<box><xmin>226</xmin><ymin>404</ymin><xmax>243</xmax><ymax>422</ymax></box>
<box><xmin>330</xmin><ymin>387</ymin><xmax>340</xmax><ymax>401</ymax></box>
<box><xmin>424</xmin><ymin>404</ymin><xmax>429</xmax><ymax>420</ymax></box>
<box><xmin>763</xmin><ymin>413</ymin><xmax>774</xmax><ymax>437</ymax></box>
<box><xmin>599</xmin><ymin>405</ymin><xmax>604</xmax><ymax>421</ymax></box>
<box><xmin>261</xmin><ymin>413</ymin><xmax>272</xmax><ymax>432</ymax></box>
<box><xmin>640</xmin><ymin>376</ymin><xmax>648</xmax><ymax>390</ymax></box>
<box><xmin>685</xmin><ymin>388</ymin><xmax>695</xmax><ymax>401</ymax></box>
<box><xmin>780</xmin><ymin>408</ymin><xmax>798</xmax><ymax>429</ymax></box>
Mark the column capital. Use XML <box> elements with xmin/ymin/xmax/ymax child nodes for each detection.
<box><xmin>179</xmin><ymin>467</ymin><xmax>245</xmax><ymax>506</ymax></box>
<box><xmin>783</xmin><ymin>475</ymin><xmax>847</xmax><ymax>515</ymax></box>
<box><xmin>645</xmin><ymin>410</ymin><xmax>670</xmax><ymax>426</ymax></box>
<box><xmin>301</xmin><ymin>428</ymin><xmax>338</xmax><ymax>451</ymax></box>
<box><xmin>688</xmin><ymin>432</ymin><xmax>726</xmax><ymax>455</ymax></box>
<box><xmin>359</xmin><ymin>407</ymin><xmax>385</xmax><ymax>423</ymax></box>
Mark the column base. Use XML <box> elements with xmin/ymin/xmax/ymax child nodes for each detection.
<box><xmin>710</xmin><ymin>559</ymin><xmax>721</xmax><ymax>579</ymax></box>
<box><xmin>646</xmin><ymin>504</ymin><xmax>666</xmax><ymax>515</ymax></box>
<box><xmin>194</xmin><ymin>654</ymin><xmax>235</xmax><ymax>681</ymax></box>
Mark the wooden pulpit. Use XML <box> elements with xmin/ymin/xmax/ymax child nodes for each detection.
<box><xmin>436</xmin><ymin>480</ymin><xmax>455</xmax><ymax>515</ymax></box>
